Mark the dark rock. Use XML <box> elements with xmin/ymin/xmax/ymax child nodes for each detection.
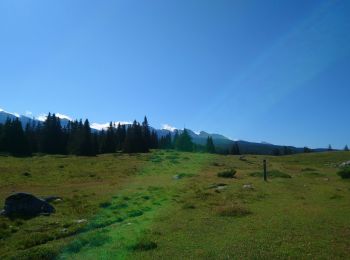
<box><xmin>2</xmin><ymin>193</ymin><xmax>55</xmax><ymax>218</ymax></box>
<box><xmin>22</xmin><ymin>172</ymin><xmax>31</xmax><ymax>177</ymax></box>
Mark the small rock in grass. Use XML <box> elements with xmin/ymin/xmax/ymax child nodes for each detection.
<box><xmin>339</xmin><ymin>160</ymin><xmax>350</xmax><ymax>168</ymax></box>
<box><xmin>44</xmin><ymin>196</ymin><xmax>63</xmax><ymax>203</ymax></box>
<box><xmin>22</xmin><ymin>172</ymin><xmax>31</xmax><ymax>177</ymax></box>
<box><xmin>75</xmin><ymin>219</ymin><xmax>87</xmax><ymax>224</ymax></box>
<box><xmin>243</xmin><ymin>184</ymin><xmax>254</xmax><ymax>190</ymax></box>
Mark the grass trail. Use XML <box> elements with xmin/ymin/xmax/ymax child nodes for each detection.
<box><xmin>58</xmin><ymin>151</ymin><xmax>212</xmax><ymax>259</ymax></box>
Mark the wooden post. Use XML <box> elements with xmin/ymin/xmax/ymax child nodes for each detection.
<box><xmin>263</xmin><ymin>159</ymin><xmax>267</xmax><ymax>181</ymax></box>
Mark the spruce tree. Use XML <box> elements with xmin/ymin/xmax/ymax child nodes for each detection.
<box><xmin>142</xmin><ymin>116</ymin><xmax>151</xmax><ymax>149</ymax></box>
<box><xmin>231</xmin><ymin>142</ymin><xmax>240</xmax><ymax>155</ymax></box>
<box><xmin>206</xmin><ymin>136</ymin><xmax>216</xmax><ymax>153</ymax></box>
<box><xmin>80</xmin><ymin>119</ymin><xmax>94</xmax><ymax>156</ymax></box>
<box><xmin>101</xmin><ymin>122</ymin><xmax>116</xmax><ymax>153</ymax></box>
<box><xmin>344</xmin><ymin>145</ymin><xmax>349</xmax><ymax>151</ymax></box>
<box><xmin>175</xmin><ymin>129</ymin><xmax>193</xmax><ymax>152</ymax></box>
<box><xmin>303</xmin><ymin>147</ymin><xmax>311</xmax><ymax>153</ymax></box>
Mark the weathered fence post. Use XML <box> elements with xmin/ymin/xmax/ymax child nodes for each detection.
<box><xmin>263</xmin><ymin>159</ymin><xmax>267</xmax><ymax>181</ymax></box>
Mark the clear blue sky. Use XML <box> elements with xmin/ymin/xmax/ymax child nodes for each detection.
<box><xmin>1</xmin><ymin>0</ymin><xmax>349</xmax><ymax>148</ymax></box>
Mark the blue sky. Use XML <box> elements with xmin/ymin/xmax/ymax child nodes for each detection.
<box><xmin>0</xmin><ymin>0</ymin><xmax>349</xmax><ymax>148</ymax></box>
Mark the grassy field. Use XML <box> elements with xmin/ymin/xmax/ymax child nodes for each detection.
<box><xmin>0</xmin><ymin>150</ymin><xmax>349</xmax><ymax>259</ymax></box>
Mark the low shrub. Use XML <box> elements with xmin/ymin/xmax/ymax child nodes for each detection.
<box><xmin>131</xmin><ymin>240</ymin><xmax>157</xmax><ymax>251</ymax></box>
<box><xmin>337</xmin><ymin>168</ymin><xmax>350</xmax><ymax>179</ymax></box>
<box><xmin>99</xmin><ymin>201</ymin><xmax>112</xmax><ymax>208</ymax></box>
<box><xmin>217</xmin><ymin>169</ymin><xmax>236</xmax><ymax>178</ymax></box>
<box><xmin>128</xmin><ymin>210</ymin><xmax>143</xmax><ymax>217</ymax></box>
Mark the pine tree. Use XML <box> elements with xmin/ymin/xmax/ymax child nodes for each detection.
<box><xmin>175</xmin><ymin>129</ymin><xmax>193</xmax><ymax>152</ymax></box>
<box><xmin>206</xmin><ymin>136</ymin><xmax>216</xmax><ymax>153</ymax></box>
<box><xmin>80</xmin><ymin>119</ymin><xmax>94</xmax><ymax>156</ymax></box>
<box><xmin>101</xmin><ymin>122</ymin><xmax>116</xmax><ymax>153</ymax></box>
<box><xmin>172</xmin><ymin>130</ymin><xmax>179</xmax><ymax>149</ymax></box>
<box><xmin>272</xmin><ymin>148</ymin><xmax>281</xmax><ymax>156</ymax></box>
<box><xmin>303</xmin><ymin>146</ymin><xmax>311</xmax><ymax>153</ymax></box>
<box><xmin>142</xmin><ymin>116</ymin><xmax>151</xmax><ymax>149</ymax></box>
<box><xmin>283</xmin><ymin>146</ymin><xmax>293</xmax><ymax>155</ymax></box>
<box><xmin>41</xmin><ymin>113</ymin><xmax>66</xmax><ymax>154</ymax></box>
<box><xmin>328</xmin><ymin>144</ymin><xmax>333</xmax><ymax>151</ymax></box>
<box><xmin>231</xmin><ymin>142</ymin><xmax>240</xmax><ymax>155</ymax></box>
<box><xmin>2</xmin><ymin>118</ymin><xmax>31</xmax><ymax>156</ymax></box>
<box><xmin>116</xmin><ymin>123</ymin><xmax>126</xmax><ymax>151</ymax></box>
<box><xmin>344</xmin><ymin>145</ymin><xmax>349</xmax><ymax>151</ymax></box>
<box><xmin>25</xmin><ymin>121</ymin><xmax>38</xmax><ymax>153</ymax></box>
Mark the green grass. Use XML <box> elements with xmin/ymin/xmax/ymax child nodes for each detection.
<box><xmin>0</xmin><ymin>151</ymin><xmax>350</xmax><ymax>259</ymax></box>
<box><xmin>250</xmin><ymin>170</ymin><xmax>292</xmax><ymax>178</ymax></box>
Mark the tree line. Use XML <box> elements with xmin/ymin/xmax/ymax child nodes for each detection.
<box><xmin>0</xmin><ymin>113</ymin><xmax>228</xmax><ymax>156</ymax></box>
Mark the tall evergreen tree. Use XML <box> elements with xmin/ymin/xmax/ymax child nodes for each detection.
<box><xmin>41</xmin><ymin>113</ymin><xmax>66</xmax><ymax>154</ymax></box>
<box><xmin>123</xmin><ymin>120</ymin><xmax>149</xmax><ymax>153</ymax></box>
<box><xmin>142</xmin><ymin>116</ymin><xmax>151</xmax><ymax>149</ymax></box>
<box><xmin>2</xmin><ymin>118</ymin><xmax>31</xmax><ymax>156</ymax></box>
<box><xmin>25</xmin><ymin>121</ymin><xmax>38</xmax><ymax>153</ymax></box>
<box><xmin>344</xmin><ymin>145</ymin><xmax>349</xmax><ymax>151</ymax></box>
<box><xmin>303</xmin><ymin>146</ymin><xmax>312</xmax><ymax>153</ymax></box>
<box><xmin>175</xmin><ymin>129</ymin><xmax>193</xmax><ymax>152</ymax></box>
<box><xmin>116</xmin><ymin>123</ymin><xmax>126</xmax><ymax>151</ymax></box>
<box><xmin>101</xmin><ymin>122</ymin><xmax>116</xmax><ymax>153</ymax></box>
<box><xmin>272</xmin><ymin>148</ymin><xmax>281</xmax><ymax>156</ymax></box>
<box><xmin>328</xmin><ymin>144</ymin><xmax>333</xmax><ymax>151</ymax></box>
<box><xmin>159</xmin><ymin>133</ymin><xmax>172</xmax><ymax>149</ymax></box>
<box><xmin>206</xmin><ymin>136</ymin><xmax>216</xmax><ymax>153</ymax></box>
<box><xmin>231</xmin><ymin>142</ymin><xmax>240</xmax><ymax>155</ymax></box>
<box><xmin>80</xmin><ymin>119</ymin><xmax>95</xmax><ymax>156</ymax></box>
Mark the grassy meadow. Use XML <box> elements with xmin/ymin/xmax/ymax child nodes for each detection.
<box><xmin>0</xmin><ymin>150</ymin><xmax>349</xmax><ymax>259</ymax></box>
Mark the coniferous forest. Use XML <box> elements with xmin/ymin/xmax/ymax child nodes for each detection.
<box><xmin>0</xmin><ymin>113</ymin><xmax>230</xmax><ymax>157</ymax></box>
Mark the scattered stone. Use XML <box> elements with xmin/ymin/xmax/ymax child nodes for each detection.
<box><xmin>75</xmin><ymin>219</ymin><xmax>87</xmax><ymax>224</ymax></box>
<box><xmin>323</xmin><ymin>178</ymin><xmax>330</xmax><ymax>181</ymax></box>
<box><xmin>22</xmin><ymin>172</ymin><xmax>31</xmax><ymax>177</ymax></box>
<box><xmin>339</xmin><ymin>161</ymin><xmax>350</xmax><ymax>168</ymax></box>
<box><xmin>242</xmin><ymin>184</ymin><xmax>254</xmax><ymax>190</ymax></box>
<box><xmin>1</xmin><ymin>193</ymin><xmax>55</xmax><ymax>218</ymax></box>
<box><xmin>43</xmin><ymin>196</ymin><xmax>63</xmax><ymax>203</ymax></box>
<box><xmin>173</xmin><ymin>175</ymin><xmax>180</xmax><ymax>180</ymax></box>
<box><xmin>208</xmin><ymin>183</ymin><xmax>227</xmax><ymax>189</ymax></box>
<box><xmin>239</xmin><ymin>156</ymin><xmax>247</xmax><ymax>161</ymax></box>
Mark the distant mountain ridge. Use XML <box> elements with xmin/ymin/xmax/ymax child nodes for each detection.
<box><xmin>0</xmin><ymin>110</ymin><xmax>326</xmax><ymax>155</ymax></box>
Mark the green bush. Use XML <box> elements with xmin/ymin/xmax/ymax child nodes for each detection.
<box><xmin>217</xmin><ymin>169</ymin><xmax>236</xmax><ymax>178</ymax></box>
<box><xmin>337</xmin><ymin>168</ymin><xmax>350</xmax><ymax>179</ymax></box>
<box><xmin>131</xmin><ymin>240</ymin><xmax>157</xmax><ymax>251</ymax></box>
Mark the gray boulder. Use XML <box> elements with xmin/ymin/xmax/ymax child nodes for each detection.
<box><xmin>1</xmin><ymin>192</ymin><xmax>55</xmax><ymax>218</ymax></box>
<box><xmin>339</xmin><ymin>161</ymin><xmax>350</xmax><ymax>168</ymax></box>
